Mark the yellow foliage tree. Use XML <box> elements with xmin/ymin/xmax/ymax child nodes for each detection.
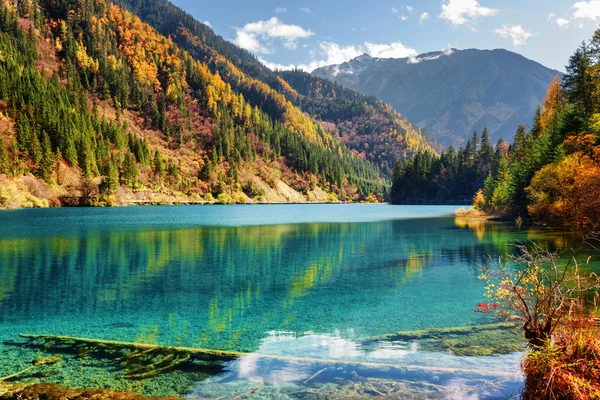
<box><xmin>540</xmin><ymin>75</ymin><xmax>564</xmax><ymax>130</ymax></box>
<box><xmin>527</xmin><ymin>153</ymin><xmax>600</xmax><ymax>224</ymax></box>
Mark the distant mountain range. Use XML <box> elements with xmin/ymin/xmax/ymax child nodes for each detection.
<box><xmin>313</xmin><ymin>49</ymin><xmax>561</xmax><ymax>146</ymax></box>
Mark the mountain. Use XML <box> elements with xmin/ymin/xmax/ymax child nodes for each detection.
<box><xmin>0</xmin><ymin>0</ymin><xmax>434</xmax><ymax>209</ymax></box>
<box><xmin>313</xmin><ymin>49</ymin><xmax>561</xmax><ymax>147</ymax></box>
<box><xmin>112</xmin><ymin>0</ymin><xmax>435</xmax><ymax>175</ymax></box>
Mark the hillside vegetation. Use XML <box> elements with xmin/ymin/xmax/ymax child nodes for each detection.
<box><xmin>0</xmin><ymin>0</ymin><xmax>432</xmax><ymax>208</ymax></box>
<box><xmin>114</xmin><ymin>0</ymin><xmax>434</xmax><ymax>175</ymax></box>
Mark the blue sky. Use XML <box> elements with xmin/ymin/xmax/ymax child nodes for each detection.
<box><xmin>171</xmin><ymin>0</ymin><xmax>600</xmax><ymax>72</ymax></box>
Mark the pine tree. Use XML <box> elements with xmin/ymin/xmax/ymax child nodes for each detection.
<box><xmin>153</xmin><ymin>150</ymin><xmax>164</xmax><ymax>178</ymax></box>
<box><xmin>530</xmin><ymin>106</ymin><xmax>543</xmax><ymax>139</ymax></box>
<box><xmin>38</xmin><ymin>131</ymin><xmax>54</xmax><ymax>182</ymax></box>
<box><xmin>100</xmin><ymin>154</ymin><xmax>119</xmax><ymax>194</ymax></box>
<box><xmin>563</xmin><ymin>42</ymin><xmax>594</xmax><ymax>118</ymax></box>
<box><xmin>121</xmin><ymin>152</ymin><xmax>138</xmax><ymax>187</ymax></box>
<box><xmin>482</xmin><ymin>173</ymin><xmax>495</xmax><ymax>209</ymax></box>
<box><xmin>478</xmin><ymin>128</ymin><xmax>493</xmax><ymax>166</ymax></box>
<box><xmin>0</xmin><ymin>137</ymin><xmax>9</xmax><ymax>176</ymax></box>
<box><xmin>511</xmin><ymin>125</ymin><xmax>529</xmax><ymax>163</ymax></box>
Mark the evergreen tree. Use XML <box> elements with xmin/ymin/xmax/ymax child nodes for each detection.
<box><xmin>482</xmin><ymin>173</ymin><xmax>495</xmax><ymax>209</ymax></box>
<box><xmin>38</xmin><ymin>131</ymin><xmax>54</xmax><ymax>182</ymax></box>
<box><xmin>0</xmin><ymin>138</ymin><xmax>9</xmax><ymax>176</ymax></box>
<box><xmin>478</xmin><ymin>128</ymin><xmax>493</xmax><ymax>166</ymax></box>
<box><xmin>153</xmin><ymin>150</ymin><xmax>165</xmax><ymax>179</ymax></box>
<box><xmin>530</xmin><ymin>106</ymin><xmax>543</xmax><ymax>139</ymax></box>
<box><xmin>562</xmin><ymin>42</ymin><xmax>594</xmax><ymax>118</ymax></box>
<box><xmin>100</xmin><ymin>154</ymin><xmax>119</xmax><ymax>194</ymax></box>
<box><xmin>121</xmin><ymin>152</ymin><xmax>138</xmax><ymax>188</ymax></box>
<box><xmin>510</xmin><ymin>125</ymin><xmax>529</xmax><ymax>163</ymax></box>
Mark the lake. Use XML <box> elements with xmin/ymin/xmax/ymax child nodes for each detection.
<box><xmin>0</xmin><ymin>205</ymin><xmax>596</xmax><ymax>398</ymax></box>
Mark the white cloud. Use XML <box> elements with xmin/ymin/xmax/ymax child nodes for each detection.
<box><xmin>234</xmin><ymin>17</ymin><xmax>314</xmax><ymax>54</ymax></box>
<box><xmin>494</xmin><ymin>24</ymin><xmax>535</xmax><ymax>46</ymax></box>
<box><xmin>556</xmin><ymin>17</ymin><xmax>570</xmax><ymax>28</ymax></box>
<box><xmin>365</xmin><ymin>42</ymin><xmax>417</xmax><ymax>58</ymax></box>
<box><xmin>300</xmin><ymin>7</ymin><xmax>312</xmax><ymax>14</ymax></box>
<box><xmin>548</xmin><ymin>12</ymin><xmax>571</xmax><ymax>28</ymax></box>
<box><xmin>274</xmin><ymin>7</ymin><xmax>287</xmax><ymax>13</ymax></box>
<box><xmin>408</xmin><ymin>48</ymin><xmax>454</xmax><ymax>64</ymax></box>
<box><xmin>236</xmin><ymin>31</ymin><xmax>270</xmax><ymax>53</ymax></box>
<box><xmin>203</xmin><ymin>21</ymin><xmax>211</xmax><ymax>28</ymax></box>
<box><xmin>400</xmin><ymin>15</ymin><xmax>408</xmax><ymax>21</ymax></box>
<box><xmin>393</xmin><ymin>6</ymin><xmax>412</xmax><ymax>14</ymax></box>
<box><xmin>260</xmin><ymin>41</ymin><xmax>417</xmax><ymax>72</ymax></box>
<box><xmin>440</xmin><ymin>0</ymin><xmax>498</xmax><ymax>26</ymax></box>
<box><xmin>419</xmin><ymin>12</ymin><xmax>430</xmax><ymax>23</ymax></box>
<box><xmin>573</xmin><ymin>0</ymin><xmax>600</xmax><ymax>20</ymax></box>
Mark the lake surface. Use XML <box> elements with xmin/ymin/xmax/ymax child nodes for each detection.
<box><xmin>0</xmin><ymin>205</ymin><xmax>596</xmax><ymax>398</ymax></box>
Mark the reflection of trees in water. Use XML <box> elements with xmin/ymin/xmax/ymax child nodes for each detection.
<box><xmin>0</xmin><ymin>223</ymin><xmax>402</xmax><ymax>350</ymax></box>
<box><xmin>0</xmin><ymin>218</ymin><xmax>594</xmax><ymax>352</ymax></box>
<box><xmin>451</xmin><ymin>218</ymin><xmax>600</xmax><ymax>276</ymax></box>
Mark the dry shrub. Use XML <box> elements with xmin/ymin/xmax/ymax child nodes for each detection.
<box><xmin>0</xmin><ymin>175</ymin><xmax>49</xmax><ymax>209</ymax></box>
<box><xmin>522</xmin><ymin>303</ymin><xmax>600</xmax><ymax>399</ymax></box>
<box><xmin>455</xmin><ymin>207</ymin><xmax>487</xmax><ymax>218</ymax></box>
<box><xmin>20</xmin><ymin>175</ymin><xmax>49</xmax><ymax>199</ymax></box>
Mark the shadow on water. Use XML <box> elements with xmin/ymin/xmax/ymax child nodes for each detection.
<box><xmin>0</xmin><ymin>206</ymin><xmax>597</xmax><ymax>397</ymax></box>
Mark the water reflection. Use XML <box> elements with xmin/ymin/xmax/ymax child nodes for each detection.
<box><xmin>188</xmin><ymin>332</ymin><xmax>523</xmax><ymax>399</ymax></box>
<box><xmin>0</xmin><ymin>213</ymin><xmax>597</xmax><ymax>354</ymax></box>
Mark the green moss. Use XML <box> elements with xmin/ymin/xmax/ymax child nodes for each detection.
<box><xmin>358</xmin><ymin>323</ymin><xmax>524</xmax><ymax>356</ymax></box>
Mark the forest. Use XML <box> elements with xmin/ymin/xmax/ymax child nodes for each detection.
<box><xmin>112</xmin><ymin>0</ymin><xmax>434</xmax><ymax>176</ymax></box>
<box><xmin>392</xmin><ymin>34</ymin><xmax>600</xmax><ymax>225</ymax></box>
<box><xmin>0</xmin><ymin>0</ymin><xmax>433</xmax><ymax>208</ymax></box>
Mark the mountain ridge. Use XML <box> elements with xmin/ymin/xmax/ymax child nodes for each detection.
<box><xmin>313</xmin><ymin>48</ymin><xmax>561</xmax><ymax>147</ymax></box>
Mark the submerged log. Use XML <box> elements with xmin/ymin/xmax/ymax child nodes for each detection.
<box><xmin>18</xmin><ymin>333</ymin><xmax>521</xmax><ymax>379</ymax></box>
<box><xmin>20</xmin><ymin>333</ymin><xmax>242</xmax><ymax>362</ymax></box>
<box><xmin>0</xmin><ymin>356</ymin><xmax>61</xmax><ymax>382</ymax></box>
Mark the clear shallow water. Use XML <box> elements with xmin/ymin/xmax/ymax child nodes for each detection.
<box><xmin>0</xmin><ymin>205</ymin><xmax>596</xmax><ymax>398</ymax></box>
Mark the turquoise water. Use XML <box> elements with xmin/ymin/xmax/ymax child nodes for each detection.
<box><xmin>0</xmin><ymin>205</ymin><xmax>595</xmax><ymax>398</ymax></box>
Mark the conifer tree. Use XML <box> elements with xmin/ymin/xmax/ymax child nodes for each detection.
<box><xmin>121</xmin><ymin>152</ymin><xmax>138</xmax><ymax>188</ymax></box>
<box><xmin>38</xmin><ymin>131</ymin><xmax>54</xmax><ymax>182</ymax></box>
<box><xmin>153</xmin><ymin>150</ymin><xmax>164</xmax><ymax>179</ymax></box>
<box><xmin>479</xmin><ymin>128</ymin><xmax>493</xmax><ymax>166</ymax></box>
<box><xmin>100</xmin><ymin>154</ymin><xmax>119</xmax><ymax>194</ymax></box>
<box><xmin>0</xmin><ymin>137</ymin><xmax>9</xmax><ymax>176</ymax></box>
<box><xmin>563</xmin><ymin>42</ymin><xmax>594</xmax><ymax>118</ymax></box>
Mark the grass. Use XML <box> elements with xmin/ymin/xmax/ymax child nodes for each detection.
<box><xmin>522</xmin><ymin>314</ymin><xmax>600</xmax><ymax>399</ymax></box>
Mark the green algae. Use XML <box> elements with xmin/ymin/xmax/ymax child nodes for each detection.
<box><xmin>0</xmin><ymin>344</ymin><xmax>214</xmax><ymax>397</ymax></box>
<box><xmin>358</xmin><ymin>322</ymin><xmax>525</xmax><ymax>356</ymax></box>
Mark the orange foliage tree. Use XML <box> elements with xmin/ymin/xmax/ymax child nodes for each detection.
<box><xmin>540</xmin><ymin>75</ymin><xmax>564</xmax><ymax>130</ymax></box>
<box><xmin>527</xmin><ymin>153</ymin><xmax>600</xmax><ymax>224</ymax></box>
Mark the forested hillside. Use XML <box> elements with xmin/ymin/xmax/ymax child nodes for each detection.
<box><xmin>279</xmin><ymin>70</ymin><xmax>433</xmax><ymax>174</ymax></box>
<box><xmin>393</xmin><ymin>31</ymin><xmax>600</xmax><ymax>224</ymax></box>
<box><xmin>391</xmin><ymin>128</ymin><xmax>500</xmax><ymax>204</ymax></box>
<box><xmin>113</xmin><ymin>0</ymin><xmax>434</xmax><ymax>176</ymax></box>
<box><xmin>0</xmin><ymin>0</ymin><xmax>428</xmax><ymax>208</ymax></box>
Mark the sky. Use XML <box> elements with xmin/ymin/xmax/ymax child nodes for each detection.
<box><xmin>171</xmin><ymin>0</ymin><xmax>600</xmax><ymax>72</ymax></box>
